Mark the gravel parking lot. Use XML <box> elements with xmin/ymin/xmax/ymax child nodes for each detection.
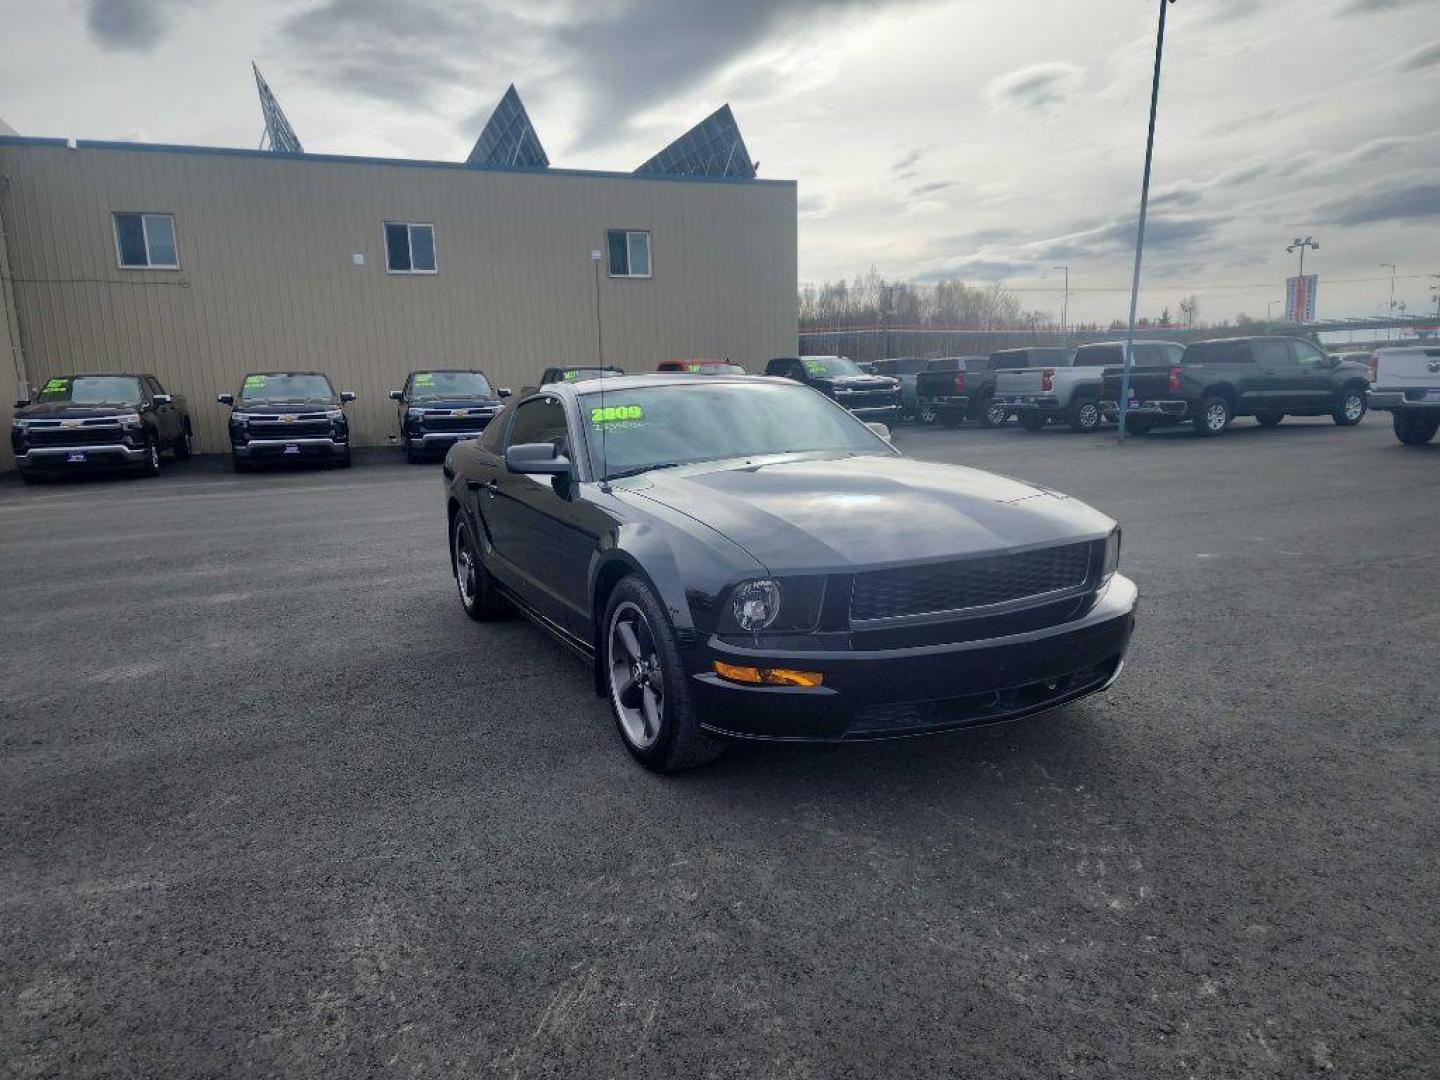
<box><xmin>2</xmin><ymin>414</ymin><xmax>1436</xmax><ymax>1078</ymax></box>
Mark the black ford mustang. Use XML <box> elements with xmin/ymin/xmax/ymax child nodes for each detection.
<box><xmin>443</xmin><ymin>374</ymin><xmax>1136</xmax><ymax>771</ymax></box>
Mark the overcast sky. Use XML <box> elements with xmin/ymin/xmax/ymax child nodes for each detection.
<box><xmin>1</xmin><ymin>0</ymin><xmax>1436</xmax><ymax>324</ymax></box>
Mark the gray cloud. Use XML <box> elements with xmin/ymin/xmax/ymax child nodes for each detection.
<box><xmin>984</xmin><ymin>62</ymin><xmax>1085</xmax><ymax>113</ymax></box>
<box><xmin>1338</xmin><ymin>0</ymin><xmax>1427</xmax><ymax>13</ymax></box>
<box><xmin>1321</xmin><ymin>181</ymin><xmax>1440</xmax><ymax>225</ymax></box>
<box><xmin>910</xmin><ymin>179</ymin><xmax>954</xmax><ymax>196</ymax></box>
<box><xmin>86</xmin><ymin>0</ymin><xmax>183</xmax><ymax>50</ymax></box>
<box><xmin>1397</xmin><ymin>40</ymin><xmax>1440</xmax><ymax>71</ymax></box>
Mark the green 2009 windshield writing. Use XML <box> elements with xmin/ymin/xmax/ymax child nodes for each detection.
<box><xmin>590</xmin><ymin>404</ymin><xmax>643</xmax><ymax>425</ymax></box>
<box><xmin>43</xmin><ymin>378</ymin><xmax>70</xmax><ymax>392</ymax></box>
<box><xmin>244</xmin><ymin>375</ymin><xmax>267</xmax><ymax>387</ymax></box>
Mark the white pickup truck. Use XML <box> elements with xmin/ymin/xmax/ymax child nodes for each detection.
<box><xmin>1367</xmin><ymin>345</ymin><xmax>1440</xmax><ymax>445</ymax></box>
<box><xmin>994</xmin><ymin>340</ymin><xmax>1184</xmax><ymax>433</ymax></box>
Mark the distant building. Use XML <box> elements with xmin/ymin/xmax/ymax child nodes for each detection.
<box><xmin>0</xmin><ymin>87</ymin><xmax>795</xmax><ymax>463</ymax></box>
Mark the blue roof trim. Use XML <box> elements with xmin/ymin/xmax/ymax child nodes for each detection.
<box><xmin>35</xmin><ymin>138</ymin><xmax>795</xmax><ymax>187</ymax></box>
<box><xmin>0</xmin><ymin>136</ymin><xmax>70</xmax><ymax>147</ymax></box>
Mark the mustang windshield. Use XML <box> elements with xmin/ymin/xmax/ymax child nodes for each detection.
<box><xmin>581</xmin><ymin>382</ymin><xmax>891</xmax><ymax>480</ymax></box>
<box><xmin>35</xmin><ymin>375</ymin><xmax>143</xmax><ymax>406</ymax></box>
<box><xmin>237</xmin><ymin>374</ymin><xmax>337</xmax><ymax>404</ymax></box>
<box><xmin>409</xmin><ymin>371</ymin><xmax>493</xmax><ymax>399</ymax></box>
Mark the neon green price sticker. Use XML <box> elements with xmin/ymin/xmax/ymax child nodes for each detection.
<box><xmin>686</xmin><ymin>363</ymin><xmax>703</xmax><ymax>372</ymax></box>
<box><xmin>414</xmin><ymin>373</ymin><xmax>435</xmax><ymax>385</ymax></box>
<box><xmin>590</xmin><ymin>404</ymin><xmax>643</xmax><ymax>425</ymax></box>
<box><xmin>43</xmin><ymin>378</ymin><xmax>70</xmax><ymax>392</ymax></box>
<box><xmin>803</xmin><ymin>360</ymin><xmax>827</xmax><ymax>375</ymax></box>
<box><xmin>563</xmin><ymin>370</ymin><xmax>581</xmax><ymax>381</ymax></box>
<box><xmin>244</xmin><ymin>375</ymin><xmax>267</xmax><ymax>387</ymax></box>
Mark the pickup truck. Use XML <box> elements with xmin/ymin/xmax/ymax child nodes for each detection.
<box><xmin>1366</xmin><ymin>345</ymin><xmax>1440</xmax><ymax>445</ymax></box>
<box><xmin>996</xmin><ymin>340</ymin><xmax>1183</xmax><ymax>433</ymax></box>
<box><xmin>389</xmin><ymin>369</ymin><xmax>511</xmax><ymax>462</ymax></box>
<box><xmin>764</xmin><ymin>356</ymin><xmax>901</xmax><ymax>423</ymax></box>
<box><xmin>1100</xmin><ymin>335</ymin><xmax>1371</xmax><ymax>436</ymax></box>
<box><xmin>11</xmin><ymin>372</ymin><xmax>192</xmax><ymax>483</ymax></box>
<box><xmin>872</xmin><ymin>357</ymin><xmax>932</xmax><ymax>421</ymax></box>
<box><xmin>220</xmin><ymin>370</ymin><xmax>356</xmax><ymax>471</ymax></box>
<box><xmin>915</xmin><ymin>349</ymin><xmax>1070</xmax><ymax>427</ymax></box>
<box><xmin>539</xmin><ymin>366</ymin><xmax>625</xmax><ymax>385</ymax></box>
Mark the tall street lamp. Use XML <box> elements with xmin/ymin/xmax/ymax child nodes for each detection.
<box><xmin>1285</xmin><ymin>236</ymin><xmax>1319</xmax><ymax>322</ymax></box>
<box><xmin>1267</xmin><ymin>299</ymin><xmax>1281</xmax><ymax>323</ymax></box>
<box><xmin>1053</xmin><ymin>265</ymin><xmax>1069</xmax><ymax>346</ymax></box>
<box><xmin>1380</xmin><ymin>262</ymin><xmax>1397</xmax><ymax>342</ymax></box>
<box><xmin>1117</xmin><ymin>0</ymin><xmax>1176</xmax><ymax>445</ymax></box>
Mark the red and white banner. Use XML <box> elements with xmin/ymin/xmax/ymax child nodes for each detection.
<box><xmin>1285</xmin><ymin>274</ymin><xmax>1317</xmax><ymax>323</ymax></box>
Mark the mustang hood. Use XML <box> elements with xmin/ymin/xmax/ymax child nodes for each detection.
<box><xmin>631</xmin><ymin>454</ymin><xmax>1113</xmax><ymax>573</ymax></box>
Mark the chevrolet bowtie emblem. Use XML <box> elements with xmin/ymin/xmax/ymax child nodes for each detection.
<box><xmin>62</xmin><ymin>419</ymin><xmax>82</xmax><ymax>428</ymax></box>
<box><xmin>280</xmin><ymin>414</ymin><xmax>296</xmax><ymax>422</ymax></box>
<box><xmin>454</xmin><ymin>409</ymin><xmax>469</xmax><ymax>417</ymax></box>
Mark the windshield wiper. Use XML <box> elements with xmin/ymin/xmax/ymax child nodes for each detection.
<box><xmin>605</xmin><ymin>462</ymin><xmax>686</xmax><ymax>481</ymax></box>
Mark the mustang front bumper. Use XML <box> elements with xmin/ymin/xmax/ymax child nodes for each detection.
<box><xmin>689</xmin><ymin>573</ymin><xmax>1137</xmax><ymax>741</ymax></box>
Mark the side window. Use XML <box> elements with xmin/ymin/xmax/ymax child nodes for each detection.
<box><xmin>114</xmin><ymin>212</ymin><xmax>179</xmax><ymax>269</ymax></box>
<box><xmin>477</xmin><ymin>406</ymin><xmax>509</xmax><ymax>453</ymax></box>
<box><xmin>606</xmin><ymin>229</ymin><xmax>652</xmax><ymax>278</ymax></box>
<box><xmin>507</xmin><ymin>396</ymin><xmax>571</xmax><ymax>454</ymax></box>
<box><xmin>384</xmin><ymin>222</ymin><xmax>437</xmax><ymax>274</ymax></box>
<box><xmin>1290</xmin><ymin>340</ymin><xmax>1326</xmax><ymax>368</ymax></box>
<box><xmin>1132</xmin><ymin>345</ymin><xmax>1158</xmax><ymax>366</ymax></box>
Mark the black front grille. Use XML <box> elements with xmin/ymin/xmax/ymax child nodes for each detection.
<box><xmin>246</xmin><ymin>420</ymin><xmax>333</xmax><ymax>440</ymax></box>
<box><xmin>25</xmin><ymin>424</ymin><xmax>127</xmax><ymax>447</ymax></box>
<box><xmin>850</xmin><ymin>541</ymin><xmax>1094</xmax><ymax>623</ymax></box>
<box><xmin>835</xmin><ymin>390</ymin><xmax>896</xmax><ymax>409</ymax></box>
<box><xmin>423</xmin><ymin>414</ymin><xmax>496</xmax><ymax>433</ymax></box>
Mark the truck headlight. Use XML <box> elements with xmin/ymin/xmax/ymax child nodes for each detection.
<box><xmin>407</xmin><ymin>407</ymin><xmax>425</xmax><ymax>418</ymax></box>
<box><xmin>325</xmin><ymin>409</ymin><xmax>345</xmax><ymax>420</ymax></box>
<box><xmin>117</xmin><ymin>412</ymin><xmax>143</xmax><ymax>427</ymax></box>
<box><xmin>1102</xmin><ymin>527</ymin><xmax>1121</xmax><ymax>583</ymax></box>
<box><xmin>12</xmin><ymin>418</ymin><xmax>28</xmax><ymax>430</ymax></box>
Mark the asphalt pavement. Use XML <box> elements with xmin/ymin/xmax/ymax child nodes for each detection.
<box><xmin>1</xmin><ymin>413</ymin><xmax>1436</xmax><ymax>1078</ymax></box>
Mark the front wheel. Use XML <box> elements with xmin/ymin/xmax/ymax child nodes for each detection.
<box><xmin>604</xmin><ymin>576</ymin><xmax>724</xmax><ymax>772</ymax></box>
<box><xmin>1193</xmin><ymin>395</ymin><xmax>1232</xmax><ymax>437</ymax></box>
<box><xmin>1018</xmin><ymin>411</ymin><xmax>1047</xmax><ymax>433</ymax></box>
<box><xmin>1068</xmin><ymin>399</ymin><xmax>1102</xmax><ymax>432</ymax></box>
<box><xmin>1394</xmin><ymin>411</ymin><xmax>1440</xmax><ymax>446</ymax></box>
<box><xmin>453</xmin><ymin>513</ymin><xmax>510</xmax><ymax>620</ymax></box>
<box><xmin>1333</xmin><ymin>389</ymin><xmax>1366</xmax><ymax>426</ymax></box>
<box><xmin>139</xmin><ymin>440</ymin><xmax>161</xmax><ymax>476</ymax></box>
<box><xmin>1254</xmin><ymin>411</ymin><xmax>1284</xmax><ymax>427</ymax></box>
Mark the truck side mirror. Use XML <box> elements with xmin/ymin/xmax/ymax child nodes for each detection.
<box><xmin>217</xmin><ymin>393</ymin><xmax>234</xmax><ymax>405</ymax></box>
<box><xmin>14</xmin><ymin>398</ymin><xmax>29</xmax><ymax>408</ymax></box>
<box><xmin>498</xmin><ymin>387</ymin><xmax>513</xmax><ymax>398</ymax></box>
<box><xmin>388</xmin><ymin>389</ymin><xmax>403</xmax><ymax>400</ymax></box>
<box><xmin>340</xmin><ymin>391</ymin><xmax>357</xmax><ymax>402</ymax></box>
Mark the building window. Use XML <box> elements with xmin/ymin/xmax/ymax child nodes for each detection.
<box><xmin>606</xmin><ymin>229</ymin><xmax>651</xmax><ymax>278</ymax></box>
<box><xmin>384</xmin><ymin>222</ymin><xmax>437</xmax><ymax>274</ymax></box>
<box><xmin>113</xmin><ymin>213</ymin><xmax>178</xmax><ymax>269</ymax></box>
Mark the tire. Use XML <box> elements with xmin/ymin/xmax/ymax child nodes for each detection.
<box><xmin>1333</xmin><ymin>388</ymin><xmax>1366</xmax><ymax>427</ymax></box>
<box><xmin>1254</xmin><ymin>411</ymin><xmax>1284</xmax><ymax>427</ymax></box>
<box><xmin>173</xmin><ymin>425</ymin><xmax>194</xmax><ymax>459</ymax></box>
<box><xmin>1394</xmin><ymin>411</ymin><xmax>1440</xmax><ymax>446</ymax></box>
<box><xmin>603</xmin><ymin>575</ymin><xmax>725</xmax><ymax>773</ymax></box>
<box><xmin>917</xmin><ymin>405</ymin><xmax>939</xmax><ymax>426</ymax></box>
<box><xmin>1068</xmin><ymin>398</ymin><xmax>1102</xmax><ymax>433</ymax></box>
<box><xmin>139</xmin><ymin>440</ymin><xmax>161</xmax><ymax>476</ymax></box>
<box><xmin>452</xmin><ymin>512</ymin><xmax>510</xmax><ymax>620</ymax></box>
<box><xmin>1193</xmin><ymin>395</ymin><xmax>1232</xmax><ymax>437</ymax></box>
<box><xmin>1018</xmin><ymin>411</ymin><xmax>1047</xmax><ymax>433</ymax></box>
<box><xmin>404</xmin><ymin>440</ymin><xmax>427</xmax><ymax>464</ymax></box>
<box><xmin>978</xmin><ymin>395</ymin><xmax>1010</xmax><ymax>428</ymax></box>
<box><xmin>335</xmin><ymin>449</ymin><xmax>352</xmax><ymax>469</ymax></box>
<box><xmin>1121</xmin><ymin>416</ymin><xmax>1155</xmax><ymax>435</ymax></box>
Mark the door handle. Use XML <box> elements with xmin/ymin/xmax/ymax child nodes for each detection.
<box><xmin>483</xmin><ymin>480</ymin><xmax>498</xmax><ymax>498</ymax></box>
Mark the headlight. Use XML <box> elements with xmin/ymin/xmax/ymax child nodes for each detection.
<box><xmin>731</xmin><ymin>579</ymin><xmax>781</xmax><ymax>631</ymax></box>
<box><xmin>12</xmin><ymin>418</ymin><xmax>29</xmax><ymax>430</ymax></box>
<box><xmin>407</xmin><ymin>407</ymin><xmax>426</xmax><ymax>418</ymax></box>
<box><xmin>326</xmin><ymin>409</ymin><xmax>345</xmax><ymax>420</ymax></box>
<box><xmin>230</xmin><ymin>413</ymin><xmax>251</xmax><ymax>424</ymax></box>
<box><xmin>1101</xmin><ymin>527</ymin><xmax>1121</xmax><ymax>583</ymax></box>
<box><xmin>117</xmin><ymin>412</ymin><xmax>143</xmax><ymax>427</ymax></box>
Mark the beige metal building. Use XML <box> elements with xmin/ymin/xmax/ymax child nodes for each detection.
<box><xmin>0</xmin><ymin>137</ymin><xmax>797</xmax><ymax>461</ymax></box>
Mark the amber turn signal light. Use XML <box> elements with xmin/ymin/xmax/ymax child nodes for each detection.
<box><xmin>713</xmin><ymin>661</ymin><xmax>823</xmax><ymax>687</ymax></box>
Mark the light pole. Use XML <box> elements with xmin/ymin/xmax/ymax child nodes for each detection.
<box><xmin>590</xmin><ymin>249</ymin><xmax>604</xmax><ymax>366</ymax></box>
<box><xmin>1053</xmin><ymin>265</ymin><xmax>1069</xmax><ymax>346</ymax></box>
<box><xmin>1431</xmin><ymin>274</ymin><xmax>1440</xmax><ymax>320</ymax></box>
<box><xmin>1118</xmin><ymin>0</ymin><xmax>1174</xmax><ymax>445</ymax></box>
<box><xmin>1267</xmin><ymin>299</ymin><xmax>1280</xmax><ymax>323</ymax></box>
<box><xmin>1285</xmin><ymin>236</ymin><xmax>1319</xmax><ymax>322</ymax></box>
<box><xmin>1380</xmin><ymin>263</ymin><xmax>1397</xmax><ymax>342</ymax></box>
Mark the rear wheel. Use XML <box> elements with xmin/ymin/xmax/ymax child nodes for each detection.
<box><xmin>1068</xmin><ymin>399</ymin><xmax>1102</xmax><ymax>432</ymax></box>
<box><xmin>1333</xmin><ymin>388</ymin><xmax>1366</xmax><ymax>426</ymax></box>
<box><xmin>1394</xmin><ymin>411</ymin><xmax>1440</xmax><ymax>446</ymax></box>
<box><xmin>453</xmin><ymin>513</ymin><xmax>510</xmax><ymax>620</ymax></box>
<box><xmin>173</xmin><ymin>426</ymin><xmax>194</xmax><ymax>459</ymax></box>
<box><xmin>917</xmin><ymin>404</ymin><xmax>939</xmax><ymax>426</ymax></box>
<box><xmin>604</xmin><ymin>576</ymin><xmax>724</xmax><ymax>772</ymax></box>
<box><xmin>1193</xmin><ymin>395</ymin><xmax>1232</xmax><ymax>437</ymax></box>
<box><xmin>1018</xmin><ymin>411</ymin><xmax>1047</xmax><ymax>432</ymax></box>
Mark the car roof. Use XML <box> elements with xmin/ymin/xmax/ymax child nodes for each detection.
<box><xmin>244</xmin><ymin>370</ymin><xmax>332</xmax><ymax>377</ymax></box>
<box><xmin>46</xmin><ymin>372</ymin><xmax>146</xmax><ymax>378</ymax></box>
<box><xmin>533</xmin><ymin>373</ymin><xmax>772</xmax><ymax>396</ymax></box>
<box><xmin>1075</xmin><ymin>340</ymin><xmax>1182</xmax><ymax>348</ymax></box>
<box><xmin>408</xmin><ymin>367</ymin><xmax>488</xmax><ymax>374</ymax></box>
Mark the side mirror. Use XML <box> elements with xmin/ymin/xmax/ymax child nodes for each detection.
<box><xmin>152</xmin><ymin>393</ymin><xmax>173</xmax><ymax>405</ymax></box>
<box><xmin>217</xmin><ymin>393</ymin><xmax>234</xmax><ymax>405</ymax></box>
<box><xmin>14</xmin><ymin>398</ymin><xmax>30</xmax><ymax>408</ymax></box>
<box><xmin>498</xmin><ymin>387</ymin><xmax>513</xmax><ymax>398</ymax></box>
<box><xmin>340</xmin><ymin>391</ymin><xmax>357</xmax><ymax>402</ymax></box>
<box><xmin>388</xmin><ymin>389</ymin><xmax>403</xmax><ymax>400</ymax></box>
<box><xmin>865</xmin><ymin>421</ymin><xmax>893</xmax><ymax>443</ymax></box>
<box><xmin>505</xmin><ymin>442</ymin><xmax>571</xmax><ymax>476</ymax></box>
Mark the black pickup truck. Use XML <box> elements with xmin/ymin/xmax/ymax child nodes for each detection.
<box><xmin>12</xmin><ymin>373</ymin><xmax>192</xmax><ymax>483</ymax></box>
<box><xmin>765</xmin><ymin>356</ymin><xmax>901</xmax><ymax>423</ymax></box>
<box><xmin>219</xmin><ymin>371</ymin><xmax>355</xmax><ymax>470</ymax></box>
<box><xmin>914</xmin><ymin>349</ymin><xmax>1071</xmax><ymax>427</ymax></box>
<box><xmin>389</xmin><ymin>369</ymin><xmax>511</xmax><ymax>462</ymax></box>
<box><xmin>1100</xmin><ymin>335</ymin><xmax>1370</xmax><ymax>436</ymax></box>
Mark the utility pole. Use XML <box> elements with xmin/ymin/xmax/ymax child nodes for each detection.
<box><xmin>590</xmin><ymin>249</ymin><xmax>604</xmax><ymax>366</ymax></box>
<box><xmin>1380</xmin><ymin>263</ymin><xmax>1396</xmax><ymax>342</ymax></box>
<box><xmin>1053</xmin><ymin>265</ymin><xmax>1069</xmax><ymax>347</ymax></box>
<box><xmin>1118</xmin><ymin>0</ymin><xmax>1174</xmax><ymax>445</ymax></box>
<box><xmin>1285</xmin><ymin>236</ymin><xmax>1319</xmax><ymax>322</ymax></box>
<box><xmin>1267</xmin><ymin>299</ymin><xmax>1280</xmax><ymax>324</ymax></box>
<box><xmin>1431</xmin><ymin>274</ymin><xmax>1440</xmax><ymax>320</ymax></box>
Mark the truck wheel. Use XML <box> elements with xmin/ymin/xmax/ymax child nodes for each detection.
<box><xmin>980</xmin><ymin>396</ymin><xmax>1010</xmax><ymax>428</ymax></box>
<box><xmin>603</xmin><ymin>576</ymin><xmax>725</xmax><ymax>773</ymax></box>
<box><xmin>1068</xmin><ymin>399</ymin><xmax>1102</xmax><ymax>432</ymax></box>
<box><xmin>1332</xmin><ymin>389</ymin><xmax>1366</xmax><ymax>426</ymax></box>
<box><xmin>1394</xmin><ymin>411</ymin><xmax>1440</xmax><ymax>446</ymax></box>
<box><xmin>1193</xmin><ymin>395</ymin><xmax>1232</xmax><ymax>437</ymax></box>
<box><xmin>335</xmin><ymin>449</ymin><xmax>353</xmax><ymax>469</ymax></box>
<box><xmin>1124</xmin><ymin>417</ymin><xmax>1155</xmax><ymax>435</ymax></box>
<box><xmin>139</xmin><ymin>440</ymin><xmax>161</xmax><ymax>476</ymax></box>
<box><xmin>232</xmin><ymin>456</ymin><xmax>251</xmax><ymax>473</ymax></box>
<box><xmin>918</xmin><ymin>405</ymin><xmax>939</xmax><ymax>426</ymax></box>
<box><xmin>453</xmin><ymin>514</ymin><xmax>511</xmax><ymax>620</ymax></box>
<box><xmin>1254</xmin><ymin>411</ymin><xmax>1284</xmax><ymax>427</ymax></box>
<box><xmin>1019</xmin><ymin>411</ymin><xmax>1047</xmax><ymax>432</ymax></box>
<box><xmin>19</xmin><ymin>469</ymin><xmax>41</xmax><ymax>485</ymax></box>
<box><xmin>174</xmin><ymin>425</ymin><xmax>194</xmax><ymax>459</ymax></box>
<box><xmin>404</xmin><ymin>440</ymin><xmax>427</xmax><ymax>463</ymax></box>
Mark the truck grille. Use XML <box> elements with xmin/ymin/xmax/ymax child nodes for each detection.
<box><xmin>25</xmin><ymin>422</ymin><xmax>126</xmax><ymax>447</ymax></box>
<box><xmin>245</xmin><ymin>418</ymin><xmax>333</xmax><ymax>440</ymax></box>
<box><xmin>834</xmin><ymin>390</ymin><xmax>896</xmax><ymax>409</ymax></box>
<box><xmin>421</xmin><ymin>411</ymin><xmax>499</xmax><ymax>433</ymax></box>
<box><xmin>849</xmin><ymin>541</ymin><xmax>1095</xmax><ymax>623</ymax></box>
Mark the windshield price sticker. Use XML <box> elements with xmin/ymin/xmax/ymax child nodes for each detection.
<box><xmin>591</xmin><ymin>404</ymin><xmax>644</xmax><ymax>427</ymax></box>
<box><xmin>43</xmin><ymin>378</ymin><xmax>70</xmax><ymax>392</ymax></box>
<box><xmin>803</xmin><ymin>360</ymin><xmax>827</xmax><ymax>375</ymax></box>
<box><xmin>244</xmin><ymin>375</ymin><xmax>267</xmax><ymax>388</ymax></box>
<box><xmin>563</xmin><ymin>370</ymin><xmax>581</xmax><ymax>381</ymax></box>
<box><xmin>414</xmin><ymin>373</ymin><xmax>435</xmax><ymax>385</ymax></box>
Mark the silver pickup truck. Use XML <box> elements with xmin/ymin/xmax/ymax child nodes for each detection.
<box><xmin>1367</xmin><ymin>345</ymin><xmax>1440</xmax><ymax>445</ymax></box>
<box><xmin>995</xmin><ymin>340</ymin><xmax>1183</xmax><ymax>433</ymax></box>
